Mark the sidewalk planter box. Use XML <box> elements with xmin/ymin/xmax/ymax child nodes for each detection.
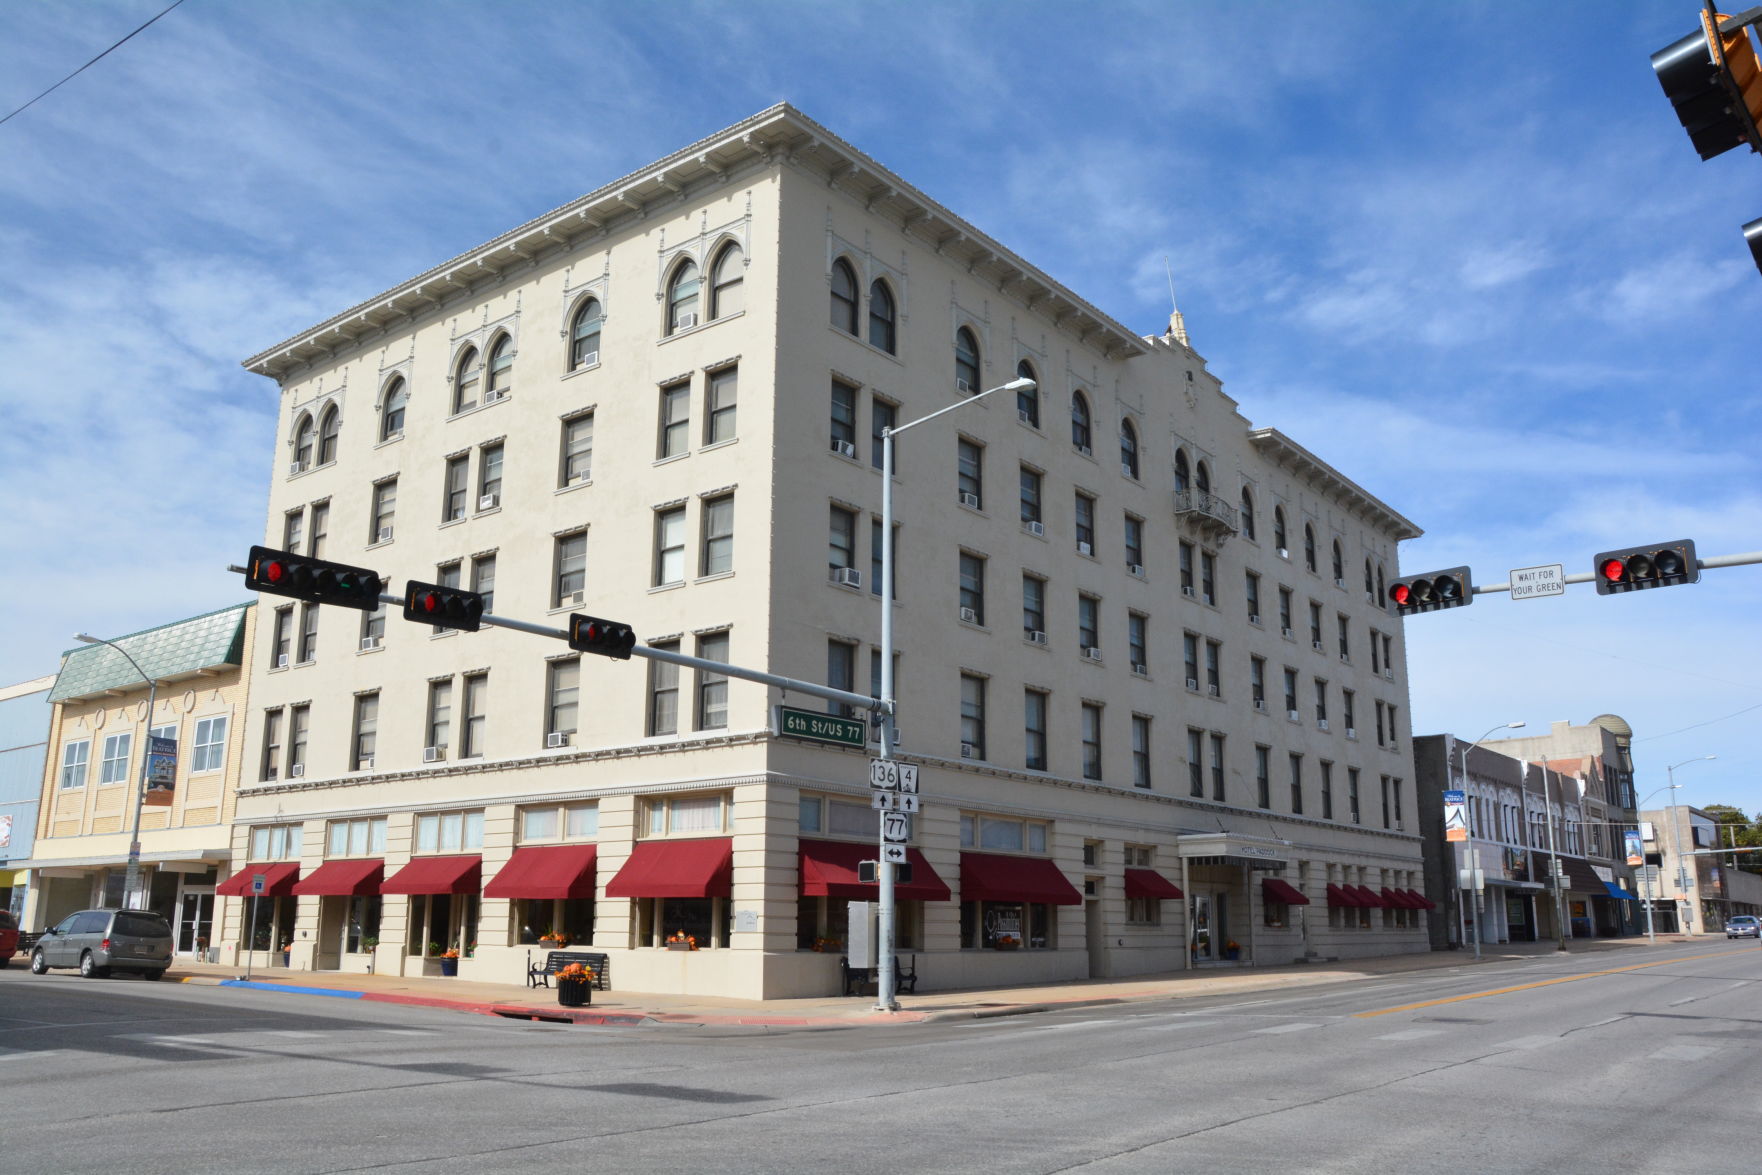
<box><xmin>439</xmin><ymin>958</ymin><xmax>458</xmax><ymax>977</ymax></box>
<box><xmin>557</xmin><ymin>980</ymin><xmax>592</xmax><ymax>1007</ymax></box>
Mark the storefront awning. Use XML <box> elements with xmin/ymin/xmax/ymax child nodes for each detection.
<box><xmin>1325</xmin><ymin>882</ymin><xmax>1363</xmax><ymax>908</ymax></box>
<box><xmin>1406</xmin><ymin>889</ymin><xmax>1437</xmax><ymax>910</ymax></box>
<box><xmin>959</xmin><ymin>852</ymin><xmax>1084</xmax><ymax>905</ymax></box>
<box><xmin>1381</xmin><ymin>887</ymin><xmax>1417</xmax><ymax>909</ymax></box>
<box><xmin>216</xmin><ymin>862</ymin><xmax>300</xmax><ymax>897</ymax></box>
<box><xmin>604</xmin><ymin>838</ymin><xmax>732</xmax><ymax>899</ymax></box>
<box><xmin>1351</xmin><ymin>885</ymin><xmax>1387</xmax><ymax>908</ymax></box>
<box><xmin>1263</xmin><ymin>877</ymin><xmax>1310</xmax><ymax>905</ymax></box>
<box><xmin>1559</xmin><ymin>855</ymin><xmax>1606</xmax><ymax>894</ymax></box>
<box><xmin>1124</xmin><ymin>868</ymin><xmax>1184</xmax><ymax>900</ymax></box>
<box><xmin>381</xmin><ymin>855</ymin><xmax>482</xmax><ymax>895</ymax></box>
<box><xmin>798</xmin><ymin>839</ymin><xmax>951</xmax><ymax>902</ymax></box>
<box><xmin>1602</xmin><ymin>880</ymin><xmax>1637</xmax><ymax>901</ymax></box>
<box><xmin>291</xmin><ymin>858</ymin><xmax>384</xmax><ymax>896</ymax></box>
<box><xmin>484</xmin><ymin>844</ymin><xmax>598</xmax><ymax>900</ymax></box>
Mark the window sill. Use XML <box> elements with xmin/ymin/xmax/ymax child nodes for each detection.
<box><xmin>554</xmin><ymin>479</ymin><xmax>592</xmax><ymax>496</ymax></box>
<box><xmin>653</xmin><ymin>451</ymin><xmax>690</xmax><ymax>467</ymax></box>
<box><xmin>356</xmin><ymin>644</ymin><xmax>385</xmax><ymax>656</ymax></box>
<box><xmin>694</xmin><ymin>570</ymin><xmax>735</xmax><ymax>585</ymax></box>
<box><xmin>475</xmin><ymin>505</ymin><xmax>502</xmax><ymax>519</ymax></box>
<box><xmin>648</xmin><ymin>581</ymin><xmax>686</xmax><ymax>595</ymax></box>
<box><xmin>560</xmin><ymin>361</ymin><xmax>601</xmax><ymax>382</ymax></box>
<box><xmin>447</xmin><ymin>395</ymin><xmax>511</xmax><ymax>424</ymax></box>
<box><xmin>700</xmin><ymin>436</ymin><xmax>739</xmax><ymax>454</ymax></box>
<box><xmin>439</xmin><ymin>516</ymin><xmax>467</xmax><ymax>530</ymax></box>
<box><xmin>365</xmin><ymin>538</ymin><xmax>395</xmax><ymax>552</ymax></box>
<box><xmin>659</xmin><ymin>309</ymin><xmax>741</xmax><ymax>346</ymax></box>
<box><xmin>374</xmin><ymin>434</ymin><xmax>405</xmax><ymax>450</ymax></box>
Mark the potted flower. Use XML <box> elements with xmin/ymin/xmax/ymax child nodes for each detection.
<box><xmin>361</xmin><ymin>936</ymin><xmax>378</xmax><ymax>974</ymax></box>
<box><xmin>811</xmin><ymin>937</ymin><xmax>843</xmax><ymax>953</ymax></box>
<box><xmin>281</xmin><ymin>940</ymin><xmax>293</xmax><ymax>968</ymax></box>
<box><xmin>1225</xmin><ymin>939</ymin><xmax>1241</xmax><ymax>961</ymax></box>
<box><xmin>665</xmin><ymin>931</ymin><xmax>697</xmax><ymax>951</ymax></box>
<box><xmin>439</xmin><ymin>948</ymin><xmax>460</xmax><ymax>977</ymax></box>
<box><xmin>538</xmin><ymin>931</ymin><xmax>570</xmax><ymax>948</ymax></box>
<box><xmin>555</xmin><ymin>961</ymin><xmax>595</xmax><ymax>1007</ymax></box>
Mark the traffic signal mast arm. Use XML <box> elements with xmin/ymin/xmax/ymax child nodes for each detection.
<box><xmin>1467</xmin><ymin>547</ymin><xmax>1761</xmax><ymax>596</ymax></box>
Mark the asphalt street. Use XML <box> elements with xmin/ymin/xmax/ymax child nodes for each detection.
<box><xmin>2</xmin><ymin>941</ymin><xmax>1757</xmax><ymax>1174</ymax></box>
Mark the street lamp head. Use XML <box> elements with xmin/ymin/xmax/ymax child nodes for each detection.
<box><xmin>1001</xmin><ymin>376</ymin><xmax>1036</xmax><ymax>391</ymax></box>
<box><xmin>1506</xmin><ymin>721</ymin><xmax>1526</xmax><ymax>730</ymax></box>
<box><xmin>74</xmin><ymin>633</ymin><xmax>101</xmax><ymax>645</ymax></box>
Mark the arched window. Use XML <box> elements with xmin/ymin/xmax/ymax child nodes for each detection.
<box><xmin>1016</xmin><ymin>359</ymin><xmax>1039</xmax><ymax>426</ymax></box>
<box><xmin>1377</xmin><ymin>564</ymin><xmax>1387</xmax><ymax>601</ymax></box>
<box><xmin>1364</xmin><ymin>558</ymin><xmax>1375</xmax><ymax>600</ymax></box>
<box><xmin>1196</xmin><ymin>461</ymin><xmax>1212</xmax><ymax>495</ymax></box>
<box><xmin>316</xmin><ymin>404</ymin><xmax>341</xmax><ymax>465</ymax></box>
<box><xmin>569</xmin><ymin>298</ymin><xmax>603</xmax><ymax>370</ymax></box>
<box><xmin>292</xmin><ymin>413</ymin><xmax>315</xmax><ymax>469</ymax></box>
<box><xmin>1304</xmin><ymin>523</ymin><xmax>1317</xmax><ymax>572</ymax></box>
<box><xmin>868</xmin><ymin>279</ymin><xmax>896</xmax><ymax>353</ymax></box>
<box><xmin>955</xmin><ymin>327</ymin><xmax>980</xmax><ymax>393</ymax></box>
<box><xmin>1174</xmin><ymin>450</ymin><xmax>1190</xmax><ymax>493</ymax></box>
<box><xmin>1331</xmin><ymin>540</ymin><xmax>1344</xmax><ymax>583</ymax></box>
<box><xmin>1241</xmin><ymin>488</ymin><xmax>1256</xmax><ymax>539</ymax></box>
<box><xmin>1120</xmin><ymin>419</ymin><xmax>1140</xmax><ymax>479</ymax></box>
<box><xmin>1274</xmin><ymin>507</ymin><xmax>1288</xmax><ymax>552</ymax></box>
<box><xmin>1070</xmin><ymin>391</ymin><xmax>1092</xmax><ymax>453</ymax></box>
<box><xmin>829</xmin><ymin>259</ymin><xmax>858</xmax><ymax>334</ymax></box>
<box><xmin>666</xmin><ymin>259</ymin><xmax>700</xmax><ymax>335</ymax></box>
<box><xmin>452</xmin><ymin>346</ymin><xmax>480</xmax><ymax>414</ymax></box>
<box><xmin>486</xmin><ymin>335</ymin><xmax>513</xmax><ymax>400</ymax></box>
<box><xmin>710</xmin><ymin>243</ymin><xmax>744</xmax><ymax>319</ymax></box>
<box><xmin>380</xmin><ymin>377</ymin><xmax>407</xmax><ymax>441</ymax></box>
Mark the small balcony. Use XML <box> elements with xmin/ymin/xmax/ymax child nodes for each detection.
<box><xmin>1174</xmin><ymin>489</ymin><xmax>1238</xmax><ymax>543</ymax></box>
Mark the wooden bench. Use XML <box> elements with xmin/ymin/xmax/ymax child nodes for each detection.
<box><xmin>840</xmin><ymin>954</ymin><xmax>917</xmax><ymax>997</ymax></box>
<box><xmin>527</xmin><ymin>949</ymin><xmax>610</xmax><ymax>991</ymax></box>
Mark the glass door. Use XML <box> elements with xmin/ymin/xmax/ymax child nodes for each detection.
<box><xmin>177</xmin><ymin>891</ymin><xmax>214</xmax><ymax>956</ymax></box>
<box><xmin>1190</xmin><ymin>894</ymin><xmax>1213</xmax><ymax>960</ymax></box>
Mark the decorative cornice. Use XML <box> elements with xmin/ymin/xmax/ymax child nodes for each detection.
<box><xmin>1247</xmin><ymin>428</ymin><xmax>1422</xmax><ymax>542</ymax></box>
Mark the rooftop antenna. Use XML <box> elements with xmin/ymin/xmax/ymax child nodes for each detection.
<box><xmin>1163</xmin><ymin>255</ymin><xmax>1189</xmax><ymax>346</ymax></box>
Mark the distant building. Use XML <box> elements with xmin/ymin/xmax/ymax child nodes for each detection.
<box><xmin>1640</xmin><ymin>804</ymin><xmax>1762</xmax><ymax>932</ymax></box>
<box><xmin>0</xmin><ymin>675</ymin><xmax>56</xmax><ymax>917</ymax></box>
<box><xmin>16</xmin><ymin>604</ymin><xmax>254</xmax><ymax>957</ymax></box>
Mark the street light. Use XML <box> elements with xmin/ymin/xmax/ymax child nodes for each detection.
<box><xmin>1455</xmin><ymin>721</ymin><xmax>1524</xmax><ymax>961</ymax></box>
<box><xmin>874</xmin><ymin>375</ymin><xmax>1034</xmax><ymax>1011</ymax></box>
<box><xmin>1533</xmin><ymin>756</ymin><xmax>1571</xmax><ymax>954</ymax></box>
<box><xmin>1664</xmin><ymin>755</ymin><xmax>1717</xmax><ymax>934</ymax></box>
<box><xmin>73</xmin><ymin>631</ymin><xmax>159</xmax><ymax>910</ymax></box>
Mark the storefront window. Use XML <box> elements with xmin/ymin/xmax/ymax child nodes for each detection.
<box><xmin>960</xmin><ymin>901</ymin><xmax>1053</xmax><ymax>949</ymax></box>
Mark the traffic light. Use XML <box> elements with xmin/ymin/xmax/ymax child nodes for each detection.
<box><xmin>1387</xmin><ymin>566</ymin><xmax>1473</xmax><ymax>616</ymax></box>
<box><xmin>244</xmin><ymin>545</ymin><xmax>384</xmax><ymax>611</ymax></box>
<box><xmin>1651</xmin><ymin>10</ymin><xmax>1762</xmax><ymax>161</ymax></box>
<box><xmin>1746</xmin><ymin>215</ymin><xmax>1762</xmax><ymax>275</ymax></box>
<box><xmin>1593</xmin><ymin>539</ymin><xmax>1700</xmax><ymax>595</ymax></box>
<box><xmin>401</xmin><ymin>580</ymin><xmax>485</xmax><ymax>633</ymax></box>
<box><xmin>568</xmin><ymin>613</ymin><xmax>636</xmax><ymax>659</ymax></box>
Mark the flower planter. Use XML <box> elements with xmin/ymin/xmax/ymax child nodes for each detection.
<box><xmin>557</xmin><ymin>979</ymin><xmax>592</xmax><ymax>1007</ymax></box>
<box><xmin>439</xmin><ymin>958</ymin><xmax>458</xmax><ymax>976</ymax></box>
<box><xmin>666</xmin><ymin>942</ymin><xmax>694</xmax><ymax>951</ymax></box>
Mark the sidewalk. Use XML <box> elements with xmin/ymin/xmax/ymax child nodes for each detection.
<box><xmin>149</xmin><ymin>935</ymin><xmax>1701</xmax><ymax>1029</ymax></box>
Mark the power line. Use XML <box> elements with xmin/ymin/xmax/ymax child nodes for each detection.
<box><xmin>1633</xmin><ymin>701</ymin><xmax>1762</xmax><ymax>744</ymax></box>
<box><xmin>0</xmin><ymin>0</ymin><xmax>189</xmax><ymax>129</ymax></box>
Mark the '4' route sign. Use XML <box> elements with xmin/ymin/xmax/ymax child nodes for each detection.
<box><xmin>869</xmin><ymin>758</ymin><xmax>919</xmax><ymax>793</ymax></box>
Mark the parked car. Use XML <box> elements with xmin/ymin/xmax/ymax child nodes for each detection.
<box><xmin>1725</xmin><ymin>914</ymin><xmax>1760</xmax><ymax>939</ymax></box>
<box><xmin>29</xmin><ymin>908</ymin><xmax>173</xmax><ymax>979</ymax></box>
<box><xmin>0</xmin><ymin>909</ymin><xmax>18</xmax><ymax>965</ymax></box>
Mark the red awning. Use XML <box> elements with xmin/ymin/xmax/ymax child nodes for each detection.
<box><xmin>1262</xmin><ymin>877</ymin><xmax>1311</xmax><ymax>905</ymax></box>
<box><xmin>1406</xmin><ymin>889</ymin><xmax>1437</xmax><ymax>910</ymax></box>
<box><xmin>291</xmin><ymin>858</ymin><xmax>384</xmax><ymax>896</ymax></box>
<box><xmin>959</xmin><ymin>852</ymin><xmax>1084</xmax><ymax>905</ymax></box>
<box><xmin>604</xmin><ymin>838</ymin><xmax>733</xmax><ymax>899</ymax></box>
<box><xmin>798</xmin><ymin>839</ymin><xmax>952</xmax><ymax>902</ymax></box>
<box><xmin>381</xmin><ymin>855</ymin><xmax>482</xmax><ymax>895</ymax></box>
<box><xmin>1325</xmin><ymin>882</ymin><xmax>1363</xmax><ymax>908</ymax></box>
<box><xmin>216</xmin><ymin>862</ymin><xmax>300</xmax><ymax>896</ymax></box>
<box><xmin>1381</xmin><ymin>886</ymin><xmax>1415</xmax><ymax>909</ymax></box>
<box><xmin>1124</xmin><ymin>868</ymin><xmax>1184</xmax><ymax>900</ymax></box>
<box><xmin>1352</xmin><ymin>885</ymin><xmax>1387</xmax><ymax>908</ymax></box>
<box><xmin>483</xmin><ymin>844</ymin><xmax>599</xmax><ymax>900</ymax></box>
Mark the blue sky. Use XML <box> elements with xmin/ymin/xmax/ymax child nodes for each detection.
<box><xmin>2</xmin><ymin>1</ymin><xmax>1757</xmax><ymax>814</ymax></box>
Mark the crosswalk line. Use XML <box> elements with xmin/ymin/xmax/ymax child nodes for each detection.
<box><xmin>1253</xmin><ymin>1022</ymin><xmax>1321</xmax><ymax>1034</ymax></box>
<box><xmin>1374</xmin><ymin>1029</ymin><xmax>1445</xmax><ymax>1041</ymax></box>
<box><xmin>1493</xmin><ymin>1035</ymin><xmax>1557</xmax><ymax>1050</ymax></box>
<box><xmin>1649</xmin><ymin>1044</ymin><xmax>1718</xmax><ymax>1061</ymax></box>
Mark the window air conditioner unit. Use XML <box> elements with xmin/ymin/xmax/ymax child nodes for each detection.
<box><xmin>959</xmin><ymin>606</ymin><xmax>979</xmax><ymax>625</ymax></box>
<box><xmin>546</xmin><ymin>731</ymin><xmax>571</xmax><ymax>748</ymax></box>
<box><xmin>1186</xmin><ymin>677</ymin><xmax>1200</xmax><ymax>690</ymax></box>
<box><xmin>1122</xmin><ymin>463</ymin><xmax>1135</xmax><ymax>478</ymax></box>
<box><xmin>1346</xmin><ymin>728</ymin><xmax>1357</xmax><ymax>740</ymax></box>
<box><xmin>1317</xmin><ymin>719</ymin><xmax>1330</xmax><ymax>732</ymax></box>
<box><xmin>1182</xmin><ymin>585</ymin><xmax>1195</xmax><ymax>597</ymax></box>
<box><xmin>830</xmin><ymin>567</ymin><xmax>862</xmax><ymax>587</ymax></box>
<box><xmin>1017</xmin><ymin>409</ymin><xmax>1033</xmax><ymax>425</ymax></box>
<box><xmin>359</xmin><ymin>636</ymin><xmax>380</xmax><ymax>651</ymax></box>
<box><xmin>1383</xmin><ymin>669</ymin><xmax>1394</xmax><ymax>681</ymax></box>
<box><xmin>567</xmin><ymin>590</ymin><xmax>585</xmax><ymax>606</ymax></box>
<box><xmin>289</xmin><ymin>461</ymin><xmax>305</xmax><ymax>476</ymax></box>
<box><xmin>1254</xmin><ymin>699</ymin><xmax>1268</xmax><ymax>712</ymax></box>
<box><xmin>377</xmin><ymin>526</ymin><xmax>394</xmax><ymax>543</ymax></box>
<box><xmin>959</xmin><ymin>492</ymin><xmax>981</xmax><ymax>509</ymax></box>
<box><xmin>275</xmin><ymin>654</ymin><xmax>290</xmax><ymax>669</ymax></box>
<box><xmin>1077</xmin><ymin>444</ymin><xmax>1092</xmax><ymax>457</ymax></box>
<box><xmin>1131</xmin><ymin>662</ymin><xmax>1148</xmax><ymax>677</ymax></box>
<box><xmin>1084</xmin><ymin>646</ymin><xmax>1103</xmax><ymax>661</ymax></box>
<box><xmin>832</xmin><ymin>439</ymin><xmax>856</xmax><ymax>459</ymax></box>
<box><xmin>479</xmin><ymin>493</ymin><xmax>499</xmax><ymax>511</ymax></box>
<box><xmin>423</xmin><ymin>745</ymin><xmax>447</xmax><ymax>763</ymax></box>
<box><xmin>1281</xmin><ymin>626</ymin><xmax>1293</xmax><ymax>638</ymax></box>
<box><xmin>961</xmin><ymin>742</ymin><xmax>980</xmax><ymax>759</ymax></box>
<box><xmin>1313</xmin><ymin>641</ymin><xmax>1325</xmax><ymax>652</ymax></box>
<box><xmin>1208</xmin><ymin>683</ymin><xmax>1220</xmax><ymax>696</ymax></box>
<box><xmin>1277</xmin><ymin>548</ymin><xmax>1290</xmax><ymax>559</ymax></box>
<box><xmin>1077</xmin><ymin>541</ymin><xmax>1093</xmax><ymax>556</ymax></box>
<box><xmin>1334</xmin><ymin>578</ymin><xmax>1346</xmax><ymax>589</ymax></box>
<box><xmin>675</xmin><ymin>312</ymin><xmax>698</xmax><ymax>329</ymax></box>
<box><xmin>1026</xmin><ymin>629</ymin><xmax>1047</xmax><ymax>645</ymax></box>
<box><xmin>358</xmin><ymin>757</ymin><xmax>374</xmax><ymax>771</ymax></box>
<box><xmin>579</xmin><ymin>350</ymin><xmax>599</xmax><ymax>367</ymax></box>
<box><xmin>1025</xmin><ymin>520</ymin><xmax>1045</xmax><ymax>537</ymax></box>
<box><xmin>1339</xmin><ymin>652</ymin><xmax>1350</xmax><ymax>663</ymax></box>
<box><xmin>1128</xmin><ymin>563</ymin><xmax>1144</xmax><ymax>577</ymax></box>
<box><xmin>956</xmin><ymin>378</ymin><xmax>972</xmax><ymax>394</ymax></box>
<box><xmin>1249</xmin><ymin>614</ymin><xmax>1262</xmax><ymax>626</ymax></box>
<box><xmin>289</xmin><ymin>763</ymin><xmax>305</xmax><ymax>778</ymax></box>
<box><xmin>1287</xmin><ymin>709</ymin><xmax>1302</xmax><ymax>721</ymax></box>
<box><xmin>485</xmin><ymin>388</ymin><xmax>506</xmax><ymax>403</ymax></box>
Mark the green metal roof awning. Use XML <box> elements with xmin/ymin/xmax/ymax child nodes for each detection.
<box><xmin>50</xmin><ymin>603</ymin><xmax>252</xmax><ymax>703</ymax></box>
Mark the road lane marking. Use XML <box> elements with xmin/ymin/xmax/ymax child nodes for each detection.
<box><xmin>1253</xmin><ymin>1022</ymin><xmax>1320</xmax><ymax>1034</ymax></box>
<box><xmin>1353</xmin><ymin>949</ymin><xmax>1757</xmax><ymax>1018</ymax></box>
<box><xmin>1493</xmin><ymin>1036</ymin><xmax>1557</xmax><ymax>1050</ymax></box>
<box><xmin>1374</xmin><ymin>1029</ymin><xmax>1444</xmax><ymax>1041</ymax></box>
<box><xmin>1650</xmin><ymin>1044</ymin><xmax>1718</xmax><ymax>1061</ymax></box>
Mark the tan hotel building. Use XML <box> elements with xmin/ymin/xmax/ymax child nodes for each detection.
<box><xmin>232</xmin><ymin>105</ymin><xmax>1428</xmax><ymax>998</ymax></box>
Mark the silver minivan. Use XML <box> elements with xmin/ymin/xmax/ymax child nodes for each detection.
<box><xmin>30</xmin><ymin>908</ymin><xmax>173</xmax><ymax>980</ymax></box>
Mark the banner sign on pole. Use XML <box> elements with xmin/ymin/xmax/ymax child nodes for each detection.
<box><xmin>144</xmin><ymin>736</ymin><xmax>177</xmax><ymax>807</ymax></box>
<box><xmin>1624</xmin><ymin>830</ymin><xmax>1644</xmax><ymax>867</ymax></box>
<box><xmin>1443</xmin><ymin>789</ymin><xmax>1468</xmax><ymax>843</ymax></box>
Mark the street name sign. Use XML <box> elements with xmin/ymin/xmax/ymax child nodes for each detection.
<box><xmin>1509</xmin><ymin>563</ymin><xmax>1565</xmax><ymax>601</ymax></box>
<box><xmin>777</xmin><ymin>706</ymin><xmax>867</xmax><ymax>748</ymax></box>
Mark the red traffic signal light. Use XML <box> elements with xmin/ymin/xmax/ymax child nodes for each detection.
<box><xmin>1652</xmin><ymin>11</ymin><xmax>1762</xmax><ymax>161</ymax></box>
<box><xmin>1387</xmin><ymin>567</ymin><xmax>1473</xmax><ymax>616</ymax></box>
<box><xmin>244</xmin><ymin>546</ymin><xmax>384</xmax><ymax>611</ymax></box>
<box><xmin>568</xmin><ymin>613</ymin><xmax>636</xmax><ymax>659</ymax></box>
<box><xmin>1593</xmin><ymin>540</ymin><xmax>1699</xmax><ymax>595</ymax></box>
<box><xmin>401</xmin><ymin>580</ymin><xmax>486</xmax><ymax>632</ymax></box>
